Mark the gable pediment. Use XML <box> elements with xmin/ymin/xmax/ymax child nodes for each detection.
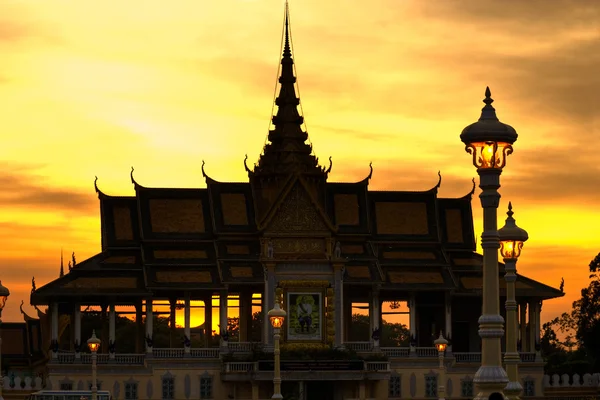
<box><xmin>263</xmin><ymin>180</ymin><xmax>333</xmax><ymax>233</ymax></box>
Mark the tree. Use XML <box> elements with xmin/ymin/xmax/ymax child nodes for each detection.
<box><xmin>542</xmin><ymin>252</ymin><xmax>600</xmax><ymax>373</ymax></box>
<box><xmin>348</xmin><ymin>313</ymin><xmax>410</xmax><ymax>346</ymax></box>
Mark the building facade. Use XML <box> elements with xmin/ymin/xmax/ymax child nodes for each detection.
<box><xmin>27</xmin><ymin>5</ymin><xmax>564</xmax><ymax>400</ymax></box>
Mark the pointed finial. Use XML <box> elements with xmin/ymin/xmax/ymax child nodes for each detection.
<box><xmin>201</xmin><ymin>160</ymin><xmax>207</xmax><ymax>178</ymax></box>
<box><xmin>479</xmin><ymin>86</ymin><xmax>498</xmax><ymax>121</ymax></box>
<box><xmin>507</xmin><ymin>201</ymin><xmax>514</xmax><ymax>218</ymax></box>
<box><xmin>435</xmin><ymin>171</ymin><xmax>442</xmax><ymax>189</ymax></box>
<box><xmin>283</xmin><ymin>1</ymin><xmax>291</xmax><ymax>59</ymax></box>
<box><xmin>60</xmin><ymin>249</ymin><xmax>64</xmax><ymax>278</ymax></box>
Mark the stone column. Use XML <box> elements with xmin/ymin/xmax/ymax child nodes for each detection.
<box><xmin>204</xmin><ymin>295</ymin><xmax>213</xmax><ymax>347</ymax></box>
<box><xmin>169</xmin><ymin>298</ymin><xmax>177</xmax><ymax>348</ymax></box>
<box><xmin>298</xmin><ymin>381</ymin><xmax>305</xmax><ymax>400</ymax></box>
<box><xmin>528</xmin><ymin>300</ymin><xmax>535</xmax><ymax>354</ymax></box>
<box><xmin>344</xmin><ymin>296</ymin><xmax>352</xmax><ymax>342</ymax></box>
<box><xmin>535</xmin><ymin>301</ymin><xmax>542</xmax><ymax>360</ymax></box>
<box><xmin>51</xmin><ymin>302</ymin><xmax>59</xmax><ymax>358</ymax></box>
<box><xmin>74</xmin><ymin>305</ymin><xmax>81</xmax><ymax>359</ymax></box>
<box><xmin>145</xmin><ymin>298</ymin><xmax>153</xmax><ymax>353</ymax></box>
<box><xmin>333</xmin><ymin>263</ymin><xmax>345</xmax><ymax>347</ymax></box>
<box><xmin>409</xmin><ymin>293</ymin><xmax>417</xmax><ymax>354</ymax></box>
<box><xmin>251</xmin><ymin>382</ymin><xmax>259</xmax><ymax>400</ymax></box>
<box><xmin>220</xmin><ymin>289</ymin><xmax>229</xmax><ymax>348</ymax></box>
<box><xmin>519</xmin><ymin>303</ymin><xmax>527</xmax><ymax>352</ymax></box>
<box><xmin>358</xmin><ymin>381</ymin><xmax>366</xmax><ymax>400</ymax></box>
<box><xmin>184</xmin><ymin>292</ymin><xmax>191</xmax><ymax>354</ymax></box>
<box><xmin>263</xmin><ymin>263</ymin><xmax>275</xmax><ymax>348</ymax></box>
<box><xmin>445</xmin><ymin>292</ymin><xmax>452</xmax><ymax>353</ymax></box>
<box><xmin>109</xmin><ymin>302</ymin><xmax>116</xmax><ymax>359</ymax></box>
<box><xmin>369</xmin><ymin>287</ymin><xmax>380</xmax><ymax>349</ymax></box>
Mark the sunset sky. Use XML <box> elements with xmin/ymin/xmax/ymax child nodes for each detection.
<box><xmin>1</xmin><ymin>0</ymin><xmax>599</xmax><ymax>332</ymax></box>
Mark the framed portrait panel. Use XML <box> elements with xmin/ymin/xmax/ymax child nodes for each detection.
<box><xmin>286</xmin><ymin>291</ymin><xmax>324</xmax><ymax>342</ymax></box>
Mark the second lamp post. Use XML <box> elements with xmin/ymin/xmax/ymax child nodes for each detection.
<box><xmin>499</xmin><ymin>202</ymin><xmax>528</xmax><ymax>400</ymax></box>
<box><xmin>87</xmin><ymin>330</ymin><xmax>101</xmax><ymax>400</ymax></box>
<box><xmin>268</xmin><ymin>301</ymin><xmax>286</xmax><ymax>400</ymax></box>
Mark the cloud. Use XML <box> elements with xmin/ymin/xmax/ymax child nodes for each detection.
<box><xmin>0</xmin><ymin>162</ymin><xmax>97</xmax><ymax>214</ymax></box>
<box><xmin>0</xmin><ymin>4</ymin><xmax>61</xmax><ymax>46</ymax></box>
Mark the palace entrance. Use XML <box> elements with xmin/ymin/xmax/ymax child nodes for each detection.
<box><xmin>306</xmin><ymin>381</ymin><xmax>335</xmax><ymax>400</ymax></box>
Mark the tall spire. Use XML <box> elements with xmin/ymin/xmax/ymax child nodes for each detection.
<box><xmin>251</xmin><ymin>1</ymin><xmax>327</xmax><ymax>178</ymax></box>
<box><xmin>59</xmin><ymin>248</ymin><xmax>64</xmax><ymax>278</ymax></box>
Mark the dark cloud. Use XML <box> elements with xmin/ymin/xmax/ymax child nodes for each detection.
<box><xmin>0</xmin><ymin>162</ymin><xmax>97</xmax><ymax>214</ymax></box>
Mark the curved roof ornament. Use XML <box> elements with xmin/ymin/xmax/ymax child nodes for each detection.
<box><xmin>325</xmin><ymin>156</ymin><xmax>333</xmax><ymax>175</ymax></box>
<box><xmin>244</xmin><ymin>154</ymin><xmax>253</xmax><ymax>175</ymax></box>
<box><xmin>94</xmin><ymin>176</ymin><xmax>107</xmax><ymax>198</ymax></box>
<box><xmin>435</xmin><ymin>171</ymin><xmax>442</xmax><ymax>189</ymax></box>
<box><xmin>130</xmin><ymin>166</ymin><xmax>136</xmax><ymax>184</ymax></box>
<box><xmin>463</xmin><ymin>177</ymin><xmax>477</xmax><ymax>199</ymax></box>
<box><xmin>20</xmin><ymin>300</ymin><xmax>36</xmax><ymax>321</ymax></box>
<box><xmin>201</xmin><ymin>160</ymin><xmax>207</xmax><ymax>178</ymax></box>
<box><xmin>201</xmin><ymin>160</ymin><xmax>218</xmax><ymax>184</ymax></box>
<box><xmin>368</xmin><ymin>162</ymin><xmax>373</xmax><ymax>180</ymax></box>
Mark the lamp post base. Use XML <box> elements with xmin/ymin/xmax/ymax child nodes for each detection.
<box><xmin>504</xmin><ymin>381</ymin><xmax>523</xmax><ymax>400</ymax></box>
<box><xmin>474</xmin><ymin>365</ymin><xmax>509</xmax><ymax>400</ymax></box>
<box><xmin>271</xmin><ymin>395</ymin><xmax>283</xmax><ymax>400</ymax></box>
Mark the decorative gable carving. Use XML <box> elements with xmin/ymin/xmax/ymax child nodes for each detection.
<box><xmin>266</xmin><ymin>183</ymin><xmax>330</xmax><ymax>233</ymax></box>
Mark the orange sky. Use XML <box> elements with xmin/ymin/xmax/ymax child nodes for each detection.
<box><xmin>0</xmin><ymin>0</ymin><xmax>599</xmax><ymax>332</ymax></box>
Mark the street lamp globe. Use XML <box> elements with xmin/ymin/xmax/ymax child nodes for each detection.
<box><xmin>268</xmin><ymin>302</ymin><xmax>286</xmax><ymax>329</ymax></box>
<box><xmin>460</xmin><ymin>87</ymin><xmax>518</xmax><ymax>170</ymax></box>
<box><xmin>434</xmin><ymin>332</ymin><xmax>448</xmax><ymax>353</ymax></box>
<box><xmin>87</xmin><ymin>330</ymin><xmax>101</xmax><ymax>353</ymax></box>
<box><xmin>0</xmin><ymin>281</ymin><xmax>9</xmax><ymax>312</ymax></box>
<box><xmin>498</xmin><ymin>202</ymin><xmax>529</xmax><ymax>260</ymax></box>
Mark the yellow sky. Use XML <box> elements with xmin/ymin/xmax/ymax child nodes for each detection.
<box><xmin>1</xmin><ymin>0</ymin><xmax>599</xmax><ymax>333</ymax></box>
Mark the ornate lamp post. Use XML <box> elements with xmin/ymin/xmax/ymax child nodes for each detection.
<box><xmin>498</xmin><ymin>202</ymin><xmax>528</xmax><ymax>400</ymax></box>
<box><xmin>434</xmin><ymin>332</ymin><xmax>448</xmax><ymax>400</ymax></box>
<box><xmin>460</xmin><ymin>87</ymin><xmax>519</xmax><ymax>400</ymax></box>
<box><xmin>0</xmin><ymin>281</ymin><xmax>9</xmax><ymax>400</ymax></box>
<box><xmin>87</xmin><ymin>330</ymin><xmax>101</xmax><ymax>400</ymax></box>
<box><xmin>268</xmin><ymin>301</ymin><xmax>286</xmax><ymax>400</ymax></box>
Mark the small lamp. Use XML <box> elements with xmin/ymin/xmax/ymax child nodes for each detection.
<box><xmin>434</xmin><ymin>331</ymin><xmax>448</xmax><ymax>353</ymax></box>
<box><xmin>87</xmin><ymin>330</ymin><xmax>101</xmax><ymax>353</ymax></box>
<box><xmin>498</xmin><ymin>202</ymin><xmax>529</xmax><ymax>260</ymax></box>
<box><xmin>268</xmin><ymin>302</ymin><xmax>286</xmax><ymax>329</ymax></box>
<box><xmin>460</xmin><ymin>87</ymin><xmax>518</xmax><ymax>170</ymax></box>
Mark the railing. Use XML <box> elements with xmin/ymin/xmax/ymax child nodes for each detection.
<box><xmin>190</xmin><ymin>348</ymin><xmax>220</xmax><ymax>358</ymax></box>
<box><xmin>365</xmin><ymin>361</ymin><xmax>390</xmax><ymax>371</ymax></box>
<box><xmin>1</xmin><ymin>375</ymin><xmax>43</xmax><ymax>391</ymax></box>
<box><xmin>344</xmin><ymin>341</ymin><xmax>373</xmax><ymax>351</ymax></box>
<box><xmin>224</xmin><ymin>362</ymin><xmax>256</xmax><ymax>372</ymax></box>
<box><xmin>381</xmin><ymin>347</ymin><xmax>410</xmax><ymax>357</ymax></box>
<box><xmin>227</xmin><ymin>342</ymin><xmax>255</xmax><ymax>352</ymax></box>
<box><xmin>415</xmin><ymin>347</ymin><xmax>438</xmax><ymax>357</ymax></box>
<box><xmin>544</xmin><ymin>373</ymin><xmax>600</xmax><ymax>387</ymax></box>
<box><xmin>152</xmin><ymin>348</ymin><xmax>185</xmax><ymax>358</ymax></box>
<box><xmin>453</xmin><ymin>352</ymin><xmax>538</xmax><ymax>364</ymax></box>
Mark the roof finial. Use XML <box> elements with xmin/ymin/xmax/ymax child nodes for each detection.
<box><xmin>283</xmin><ymin>1</ymin><xmax>291</xmax><ymax>59</ymax></box>
<box><xmin>479</xmin><ymin>86</ymin><xmax>499</xmax><ymax>121</ymax></box>
<box><xmin>60</xmin><ymin>248</ymin><xmax>64</xmax><ymax>278</ymax></box>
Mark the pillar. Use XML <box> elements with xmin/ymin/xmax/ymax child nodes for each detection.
<box><xmin>136</xmin><ymin>302</ymin><xmax>144</xmax><ymax>353</ymax></box>
<box><xmin>344</xmin><ymin>296</ymin><xmax>352</xmax><ymax>342</ymax></box>
<box><xmin>263</xmin><ymin>263</ymin><xmax>275</xmax><ymax>347</ymax></box>
<box><xmin>333</xmin><ymin>263</ymin><xmax>345</xmax><ymax>347</ymax></box>
<box><xmin>369</xmin><ymin>287</ymin><xmax>380</xmax><ymax>349</ymax></box>
<box><xmin>409</xmin><ymin>293</ymin><xmax>417</xmax><ymax>354</ymax></box>
<box><xmin>528</xmin><ymin>300</ymin><xmax>535</xmax><ymax>354</ymax></box>
<box><xmin>239</xmin><ymin>291</ymin><xmax>252</xmax><ymax>342</ymax></box>
<box><xmin>145</xmin><ymin>298</ymin><xmax>153</xmax><ymax>353</ymax></box>
<box><xmin>251</xmin><ymin>382</ymin><xmax>259</xmax><ymax>400</ymax></box>
<box><xmin>100</xmin><ymin>303</ymin><xmax>108</xmax><ymax>354</ymax></box>
<box><xmin>519</xmin><ymin>303</ymin><xmax>526</xmax><ymax>352</ymax></box>
<box><xmin>109</xmin><ymin>302</ymin><xmax>116</xmax><ymax>359</ymax></box>
<box><xmin>220</xmin><ymin>289</ymin><xmax>229</xmax><ymax>347</ymax></box>
<box><xmin>51</xmin><ymin>302</ymin><xmax>59</xmax><ymax>358</ymax></box>
<box><xmin>169</xmin><ymin>298</ymin><xmax>177</xmax><ymax>348</ymax></box>
<box><xmin>204</xmin><ymin>295</ymin><xmax>213</xmax><ymax>347</ymax></box>
<box><xmin>358</xmin><ymin>381</ymin><xmax>366</xmax><ymax>400</ymax></box>
<box><xmin>535</xmin><ymin>301</ymin><xmax>542</xmax><ymax>359</ymax></box>
<box><xmin>298</xmin><ymin>381</ymin><xmax>305</xmax><ymax>400</ymax></box>
<box><xmin>74</xmin><ymin>305</ymin><xmax>81</xmax><ymax>359</ymax></box>
<box><xmin>184</xmin><ymin>292</ymin><xmax>191</xmax><ymax>353</ymax></box>
<box><xmin>445</xmin><ymin>292</ymin><xmax>452</xmax><ymax>353</ymax></box>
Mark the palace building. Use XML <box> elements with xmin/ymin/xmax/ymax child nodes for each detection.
<box><xmin>22</xmin><ymin>4</ymin><xmax>564</xmax><ymax>400</ymax></box>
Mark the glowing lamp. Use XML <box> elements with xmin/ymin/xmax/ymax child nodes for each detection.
<box><xmin>87</xmin><ymin>330</ymin><xmax>101</xmax><ymax>353</ymax></box>
<box><xmin>498</xmin><ymin>202</ymin><xmax>528</xmax><ymax>260</ymax></box>
<box><xmin>268</xmin><ymin>302</ymin><xmax>287</xmax><ymax>329</ymax></box>
<box><xmin>460</xmin><ymin>87</ymin><xmax>518</xmax><ymax>170</ymax></box>
<box><xmin>0</xmin><ymin>280</ymin><xmax>9</xmax><ymax>312</ymax></box>
<box><xmin>434</xmin><ymin>331</ymin><xmax>448</xmax><ymax>353</ymax></box>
